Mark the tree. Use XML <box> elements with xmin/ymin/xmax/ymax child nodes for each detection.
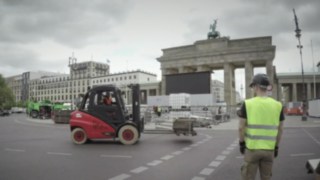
<box><xmin>0</xmin><ymin>74</ymin><xmax>14</xmax><ymax>109</ymax></box>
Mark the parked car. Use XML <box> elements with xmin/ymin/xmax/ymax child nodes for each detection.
<box><xmin>0</xmin><ymin>109</ymin><xmax>10</xmax><ymax>116</ymax></box>
<box><xmin>11</xmin><ymin>107</ymin><xmax>24</xmax><ymax>113</ymax></box>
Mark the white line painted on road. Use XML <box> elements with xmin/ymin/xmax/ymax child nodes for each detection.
<box><xmin>290</xmin><ymin>153</ymin><xmax>315</xmax><ymax>157</ymax></box>
<box><xmin>172</xmin><ymin>151</ymin><xmax>183</xmax><ymax>155</ymax></box>
<box><xmin>100</xmin><ymin>155</ymin><xmax>132</xmax><ymax>158</ymax></box>
<box><xmin>230</xmin><ymin>143</ymin><xmax>237</xmax><ymax>147</ymax></box>
<box><xmin>161</xmin><ymin>155</ymin><xmax>174</xmax><ymax>160</ymax></box>
<box><xmin>47</xmin><ymin>152</ymin><xmax>72</xmax><ymax>156</ymax></box>
<box><xmin>221</xmin><ymin>150</ymin><xmax>231</xmax><ymax>155</ymax></box>
<box><xmin>182</xmin><ymin>147</ymin><xmax>191</xmax><ymax>151</ymax></box>
<box><xmin>147</xmin><ymin>160</ymin><xmax>162</xmax><ymax>166</ymax></box>
<box><xmin>191</xmin><ymin>144</ymin><xmax>199</xmax><ymax>147</ymax></box>
<box><xmin>191</xmin><ymin>176</ymin><xmax>206</xmax><ymax>180</ymax></box>
<box><xmin>130</xmin><ymin>166</ymin><xmax>148</xmax><ymax>174</ymax></box>
<box><xmin>236</xmin><ymin>156</ymin><xmax>244</xmax><ymax>159</ymax></box>
<box><xmin>303</xmin><ymin>128</ymin><xmax>320</xmax><ymax>146</ymax></box>
<box><xmin>5</xmin><ymin>148</ymin><xmax>25</xmax><ymax>152</ymax></box>
<box><xmin>215</xmin><ymin>155</ymin><xmax>226</xmax><ymax>161</ymax></box>
<box><xmin>209</xmin><ymin>161</ymin><xmax>221</xmax><ymax>167</ymax></box>
<box><xmin>227</xmin><ymin>147</ymin><xmax>235</xmax><ymax>151</ymax></box>
<box><xmin>108</xmin><ymin>173</ymin><xmax>131</xmax><ymax>180</ymax></box>
<box><xmin>199</xmin><ymin>168</ymin><xmax>214</xmax><ymax>175</ymax></box>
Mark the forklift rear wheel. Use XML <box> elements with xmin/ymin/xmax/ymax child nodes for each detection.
<box><xmin>118</xmin><ymin>125</ymin><xmax>139</xmax><ymax>145</ymax></box>
<box><xmin>71</xmin><ymin>128</ymin><xmax>88</xmax><ymax>145</ymax></box>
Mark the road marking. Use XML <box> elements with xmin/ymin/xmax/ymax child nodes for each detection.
<box><xmin>147</xmin><ymin>160</ymin><xmax>162</xmax><ymax>166</ymax></box>
<box><xmin>303</xmin><ymin>128</ymin><xmax>320</xmax><ymax>146</ymax></box>
<box><xmin>191</xmin><ymin>144</ymin><xmax>199</xmax><ymax>147</ymax></box>
<box><xmin>227</xmin><ymin>147</ymin><xmax>235</xmax><ymax>150</ymax></box>
<box><xmin>236</xmin><ymin>156</ymin><xmax>244</xmax><ymax>159</ymax></box>
<box><xmin>222</xmin><ymin>150</ymin><xmax>231</xmax><ymax>155</ymax></box>
<box><xmin>290</xmin><ymin>153</ymin><xmax>315</xmax><ymax>157</ymax></box>
<box><xmin>5</xmin><ymin>148</ymin><xmax>25</xmax><ymax>152</ymax></box>
<box><xmin>130</xmin><ymin>166</ymin><xmax>148</xmax><ymax>174</ymax></box>
<box><xmin>109</xmin><ymin>173</ymin><xmax>131</xmax><ymax>180</ymax></box>
<box><xmin>230</xmin><ymin>143</ymin><xmax>237</xmax><ymax>147</ymax></box>
<box><xmin>182</xmin><ymin>147</ymin><xmax>191</xmax><ymax>151</ymax></box>
<box><xmin>172</xmin><ymin>151</ymin><xmax>183</xmax><ymax>155</ymax></box>
<box><xmin>215</xmin><ymin>155</ymin><xmax>226</xmax><ymax>161</ymax></box>
<box><xmin>199</xmin><ymin>168</ymin><xmax>214</xmax><ymax>175</ymax></box>
<box><xmin>47</xmin><ymin>152</ymin><xmax>72</xmax><ymax>156</ymax></box>
<box><xmin>192</xmin><ymin>176</ymin><xmax>206</xmax><ymax>180</ymax></box>
<box><xmin>161</xmin><ymin>155</ymin><xmax>174</xmax><ymax>160</ymax></box>
<box><xmin>100</xmin><ymin>155</ymin><xmax>132</xmax><ymax>158</ymax></box>
<box><xmin>209</xmin><ymin>161</ymin><xmax>221</xmax><ymax>167</ymax></box>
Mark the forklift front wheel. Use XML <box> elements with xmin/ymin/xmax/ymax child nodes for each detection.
<box><xmin>118</xmin><ymin>125</ymin><xmax>139</xmax><ymax>145</ymax></box>
<box><xmin>71</xmin><ymin>128</ymin><xmax>88</xmax><ymax>145</ymax></box>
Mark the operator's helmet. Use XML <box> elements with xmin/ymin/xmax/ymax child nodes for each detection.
<box><xmin>249</xmin><ymin>74</ymin><xmax>270</xmax><ymax>89</ymax></box>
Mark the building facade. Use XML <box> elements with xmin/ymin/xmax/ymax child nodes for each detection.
<box><xmin>6</xmin><ymin>59</ymin><xmax>244</xmax><ymax>106</ymax></box>
<box><xmin>5</xmin><ymin>60</ymin><xmax>160</xmax><ymax>106</ymax></box>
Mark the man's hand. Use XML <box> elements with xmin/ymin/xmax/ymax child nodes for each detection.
<box><xmin>239</xmin><ymin>141</ymin><xmax>246</xmax><ymax>154</ymax></box>
<box><xmin>274</xmin><ymin>146</ymin><xmax>279</xmax><ymax>158</ymax></box>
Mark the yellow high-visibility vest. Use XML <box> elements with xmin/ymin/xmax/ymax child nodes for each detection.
<box><xmin>245</xmin><ymin>97</ymin><xmax>282</xmax><ymax>150</ymax></box>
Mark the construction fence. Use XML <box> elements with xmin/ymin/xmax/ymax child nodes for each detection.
<box><xmin>133</xmin><ymin>105</ymin><xmax>240</xmax><ymax>127</ymax></box>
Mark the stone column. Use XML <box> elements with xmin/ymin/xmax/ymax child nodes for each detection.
<box><xmin>245</xmin><ymin>61</ymin><xmax>253</xmax><ymax>98</ymax></box>
<box><xmin>224</xmin><ymin>63</ymin><xmax>236</xmax><ymax>107</ymax></box>
<box><xmin>161</xmin><ymin>69</ymin><xmax>167</xmax><ymax>95</ymax></box>
<box><xmin>278</xmin><ymin>83</ymin><xmax>283</xmax><ymax>103</ymax></box>
<box><xmin>266</xmin><ymin>61</ymin><xmax>276</xmax><ymax>99</ymax></box>
<box><xmin>292</xmin><ymin>83</ymin><xmax>297</xmax><ymax>102</ymax></box>
<box><xmin>307</xmin><ymin>83</ymin><xmax>311</xmax><ymax>100</ymax></box>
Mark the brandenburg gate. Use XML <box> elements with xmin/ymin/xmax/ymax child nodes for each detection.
<box><xmin>157</xmin><ymin>36</ymin><xmax>277</xmax><ymax>106</ymax></box>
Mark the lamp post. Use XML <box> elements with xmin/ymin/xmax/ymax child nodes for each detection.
<box><xmin>293</xmin><ymin>9</ymin><xmax>307</xmax><ymax>121</ymax></box>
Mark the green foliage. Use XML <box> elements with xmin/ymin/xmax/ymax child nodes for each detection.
<box><xmin>0</xmin><ymin>74</ymin><xmax>14</xmax><ymax>109</ymax></box>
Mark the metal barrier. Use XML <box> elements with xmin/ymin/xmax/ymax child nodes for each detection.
<box><xmin>128</xmin><ymin>105</ymin><xmax>239</xmax><ymax>126</ymax></box>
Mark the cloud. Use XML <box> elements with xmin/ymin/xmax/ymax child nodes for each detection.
<box><xmin>0</xmin><ymin>0</ymin><xmax>133</xmax><ymax>48</ymax></box>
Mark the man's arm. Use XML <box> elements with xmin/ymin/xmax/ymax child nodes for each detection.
<box><xmin>276</xmin><ymin>121</ymin><xmax>284</xmax><ymax>146</ymax></box>
<box><xmin>239</xmin><ymin>117</ymin><xmax>246</xmax><ymax>142</ymax></box>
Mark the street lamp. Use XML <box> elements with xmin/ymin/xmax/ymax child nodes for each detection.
<box><xmin>293</xmin><ymin>9</ymin><xmax>307</xmax><ymax>121</ymax></box>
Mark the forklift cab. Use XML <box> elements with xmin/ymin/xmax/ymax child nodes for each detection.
<box><xmin>79</xmin><ymin>86</ymin><xmax>128</xmax><ymax>127</ymax></box>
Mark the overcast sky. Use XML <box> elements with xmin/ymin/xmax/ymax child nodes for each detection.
<box><xmin>1</xmin><ymin>0</ymin><xmax>319</xmax><ymax>95</ymax></box>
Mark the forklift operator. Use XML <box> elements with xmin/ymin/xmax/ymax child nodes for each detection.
<box><xmin>103</xmin><ymin>93</ymin><xmax>112</xmax><ymax>105</ymax></box>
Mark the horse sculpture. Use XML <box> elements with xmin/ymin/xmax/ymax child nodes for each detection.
<box><xmin>207</xmin><ymin>19</ymin><xmax>220</xmax><ymax>39</ymax></box>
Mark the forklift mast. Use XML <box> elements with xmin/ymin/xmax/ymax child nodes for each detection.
<box><xmin>129</xmin><ymin>84</ymin><xmax>140</xmax><ymax>128</ymax></box>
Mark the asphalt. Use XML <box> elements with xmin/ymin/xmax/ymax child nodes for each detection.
<box><xmin>1</xmin><ymin>113</ymin><xmax>319</xmax><ymax>180</ymax></box>
<box><xmin>24</xmin><ymin>114</ymin><xmax>320</xmax><ymax>130</ymax></box>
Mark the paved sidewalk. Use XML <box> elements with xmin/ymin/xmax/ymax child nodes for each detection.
<box><xmin>146</xmin><ymin>115</ymin><xmax>320</xmax><ymax>131</ymax></box>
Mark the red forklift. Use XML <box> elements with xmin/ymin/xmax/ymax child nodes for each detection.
<box><xmin>70</xmin><ymin>84</ymin><xmax>143</xmax><ymax>145</ymax></box>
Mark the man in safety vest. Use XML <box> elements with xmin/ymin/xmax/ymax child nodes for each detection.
<box><xmin>238</xmin><ymin>74</ymin><xmax>285</xmax><ymax>180</ymax></box>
